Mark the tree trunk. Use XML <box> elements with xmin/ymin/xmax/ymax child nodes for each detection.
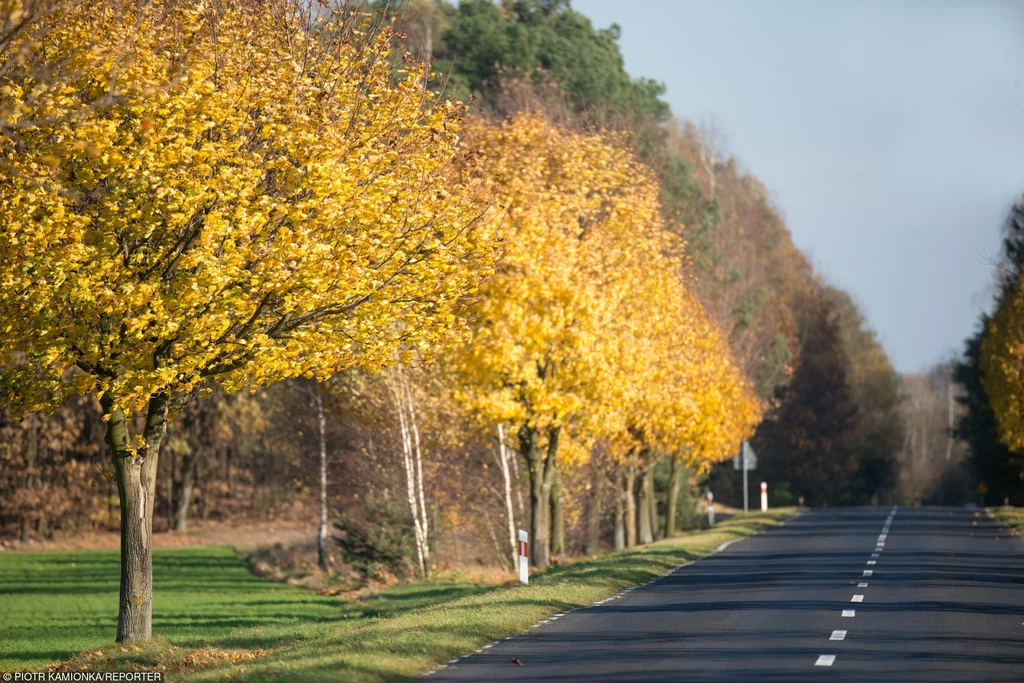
<box><xmin>311</xmin><ymin>385</ymin><xmax>329</xmax><ymax>572</ymax></box>
<box><xmin>520</xmin><ymin>423</ymin><xmax>560</xmax><ymax>570</ymax></box>
<box><xmin>481</xmin><ymin>505</ymin><xmax>507</xmax><ymax>570</ymax></box>
<box><xmin>649</xmin><ymin>463</ymin><xmax>661</xmax><ymax>542</ymax></box>
<box><xmin>164</xmin><ymin>453</ymin><xmax>174</xmax><ymax>532</ymax></box>
<box><xmin>665</xmin><ymin>453</ymin><xmax>682</xmax><ymax>538</ymax></box>
<box><xmin>396</xmin><ymin>384</ymin><xmax>426</xmax><ymax>578</ymax></box>
<box><xmin>539</xmin><ymin>425</ymin><xmax>560</xmax><ymax>566</ymax></box>
<box><xmin>21</xmin><ymin>413</ymin><xmax>38</xmax><ymax>542</ymax></box>
<box><xmin>520</xmin><ymin>424</ymin><xmax>543</xmax><ymax>568</ymax></box>
<box><xmin>409</xmin><ymin>387</ymin><xmax>430</xmax><ymax>577</ymax></box>
<box><xmin>173</xmin><ymin>451</ymin><xmax>195</xmax><ymax>532</ymax></box>
<box><xmin>497</xmin><ymin>424</ymin><xmax>518</xmax><ymax>571</ymax></box>
<box><xmin>613</xmin><ymin>469</ymin><xmax>625</xmax><ymax>551</ymax></box>
<box><xmin>625</xmin><ymin>466</ymin><xmax>637</xmax><ymax>548</ymax></box>
<box><xmin>585</xmin><ymin>464</ymin><xmax>603</xmax><ymax>556</ymax></box>
<box><xmin>638</xmin><ymin>466</ymin><xmax>653</xmax><ymax>545</ymax></box>
<box><xmin>103</xmin><ymin>392</ymin><xmax>169</xmax><ymax>642</ymax></box>
<box><xmin>508</xmin><ymin>437</ymin><xmax>526</xmax><ymax>522</ymax></box>
<box><xmin>551</xmin><ymin>464</ymin><xmax>564</xmax><ymax>558</ymax></box>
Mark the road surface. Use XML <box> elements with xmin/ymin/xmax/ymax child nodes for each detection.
<box><xmin>425</xmin><ymin>507</ymin><xmax>1024</xmax><ymax>681</ymax></box>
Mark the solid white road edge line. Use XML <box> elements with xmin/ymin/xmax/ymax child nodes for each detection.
<box><xmin>715</xmin><ymin>539</ymin><xmax>739</xmax><ymax>553</ymax></box>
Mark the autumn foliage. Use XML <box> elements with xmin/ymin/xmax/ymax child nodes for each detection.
<box><xmin>981</xmin><ymin>278</ymin><xmax>1024</xmax><ymax>451</ymax></box>
<box><xmin>451</xmin><ymin>115</ymin><xmax>759</xmax><ymax>567</ymax></box>
<box><xmin>1</xmin><ymin>0</ymin><xmax>497</xmax><ymax>641</ymax></box>
<box><xmin>0</xmin><ymin>0</ymin><xmax>899</xmax><ymax>650</ymax></box>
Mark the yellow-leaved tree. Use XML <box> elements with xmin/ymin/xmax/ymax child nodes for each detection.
<box><xmin>452</xmin><ymin>116</ymin><xmax>647</xmax><ymax>568</ymax></box>
<box><xmin>981</xmin><ymin>279</ymin><xmax>1024</xmax><ymax>451</ymax></box>
<box><xmin>0</xmin><ymin>0</ymin><xmax>499</xmax><ymax>641</ymax></box>
<box><xmin>452</xmin><ymin>114</ymin><xmax>749</xmax><ymax>568</ymax></box>
<box><xmin>601</xmin><ymin>222</ymin><xmax>761</xmax><ymax>545</ymax></box>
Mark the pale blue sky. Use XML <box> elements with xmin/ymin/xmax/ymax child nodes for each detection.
<box><xmin>575</xmin><ymin>0</ymin><xmax>1024</xmax><ymax>372</ymax></box>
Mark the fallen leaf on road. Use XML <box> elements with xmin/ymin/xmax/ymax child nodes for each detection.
<box><xmin>512</xmin><ymin>658</ymin><xmax>523</xmax><ymax>666</ymax></box>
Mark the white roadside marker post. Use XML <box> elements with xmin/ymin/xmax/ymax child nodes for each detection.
<box><xmin>760</xmin><ymin>481</ymin><xmax>768</xmax><ymax>512</ymax></box>
<box><xmin>707</xmin><ymin>491</ymin><xmax>715</xmax><ymax>527</ymax></box>
<box><xmin>517</xmin><ymin>529</ymin><xmax>529</xmax><ymax>584</ymax></box>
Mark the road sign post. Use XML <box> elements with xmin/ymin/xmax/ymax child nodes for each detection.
<box><xmin>517</xmin><ymin>529</ymin><xmax>529</xmax><ymax>584</ymax></box>
<box><xmin>761</xmin><ymin>481</ymin><xmax>768</xmax><ymax>512</ymax></box>
<box><xmin>733</xmin><ymin>441</ymin><xmax>757</xmax><ymax>513</ymax></box>
<box><xmin>743</xmin><ymin>444</ymin><xmax>748</xmax><ymax>513</ymax></box>
<box><xmin>707</xmin><ymin>491</ymin><xmax>715</xmax><ymax>527</ymax></box>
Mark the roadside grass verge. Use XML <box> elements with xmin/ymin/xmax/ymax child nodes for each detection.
<box><xmin>1</xmin><ymin>509</ymin><xmax>794</xmax><ymax>681</ymax></box>
<box><xmin>0</xmin><ymin>547</ymin><xmax>489</xmax><ymax>673</ymax></box>
<box><xmin>990</xmin><ymin>505</ymin><xmax>1024</xmax><ymax>536</ymax></box>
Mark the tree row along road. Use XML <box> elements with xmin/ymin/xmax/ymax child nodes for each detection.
<box><xmin>424</xmin><ymin>508</ymin><xmax>1024</xmax><ymax>682</ymax></box>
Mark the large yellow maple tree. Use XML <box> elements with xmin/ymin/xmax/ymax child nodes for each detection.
<box><xmin>0</xmin><ymin>0</ymin><xmax>499</xmax><ymax>640</ymax></box>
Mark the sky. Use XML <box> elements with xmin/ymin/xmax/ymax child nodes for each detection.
<box><xmin>574</xmin><ymin>0</ymin><xmax>1024</xmax><ymax>373</ymax></box>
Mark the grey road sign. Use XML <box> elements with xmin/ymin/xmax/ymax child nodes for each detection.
<box><xmin>733</xmin><ymin>441</ymin><xmax>757</xmax><ymax>470</ymax></box>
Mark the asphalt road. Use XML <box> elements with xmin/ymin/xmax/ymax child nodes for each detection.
<box><xmin>424</xmin><ymin>507</ymin><xmax>1024</xmax><ymax>682</ymax></box>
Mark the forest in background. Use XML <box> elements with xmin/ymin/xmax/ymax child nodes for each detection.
<box><xmin>0</xmin><ymin>0</ymin><xmax>920</xmax><ymax>591</ymax></box>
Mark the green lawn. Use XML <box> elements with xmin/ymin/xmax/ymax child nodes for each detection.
<box><xmin>990</xmin><ymin>505</ymin><xmax>1024</xmax><ymax>535</ymax></box>
<box><xmin>1</xmin><ymin>509</ymin><xmax>794</xmax><ymax>680</ymax></box>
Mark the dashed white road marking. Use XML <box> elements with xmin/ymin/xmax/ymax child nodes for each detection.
<box><xmin>830</xmin><ymin>630</ymin><xmax>847</xmax><ymax>641</ymax></box>
<box><xmin>815</xmin><ymin>655</ymin><xmax>836</xmax><ymax>666</ymax></box>
<box><xmin>867</xmin><ymin>560</ymin><xmax>876</xmax><ymax>565</ymax></box>
<box><xmin>863</xmin><ymin>570</ymin><xmax>873</xmax><ymax>576</ymax></box>
<box><xmin>871</xmin><ymin>552</ymin><xmax>880</xmax><ymax>558</ymax></box>
<box><xmin>858</xmin><ymin>582</ymin><xmax>868</xmax><ymax>587</ymax></box>
<box><xmin>851</xmin><ymin>594</ymin><xmax>864</xmax><ymax>602</ymax></box>
<box><xmin>842</xmin><ymin>609</ymin><xmax>856</xmax><ymax>617</ymax></box>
